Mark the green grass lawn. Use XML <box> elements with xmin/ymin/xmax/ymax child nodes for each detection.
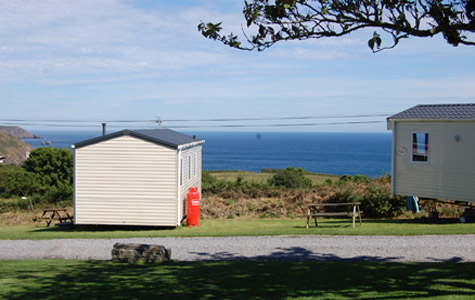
<box><xmin>1</xmin><ymin>218</ymin><xmax>474</xmax><ymax>240</ymax></box>
<box><xmin>209</xmin><ymin>170</ymin><xmax>339</xmax><ymax>185</ymax></box>
<box><xmin>1</xmin><ymin>259</ymin><xmax>474</xmax><ymax>299</ymax></box>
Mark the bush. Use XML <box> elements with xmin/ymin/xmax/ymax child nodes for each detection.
<box><xmin>202</xmin><ymin>171</ymin><xmax>231</xmax><ymax>194</ymax></box>
<box><xmin>325</xmin><ymin>176</ymin><xmax>406</xmax><ymax>218</ymax></box>
<box><xmin>23</xmin><ymin>147</ymin><xmax>73</xmax><ymax>187</ymax></box>
<box><xmin>43</xmin><ymin>182</ymin><xmax>73</xmax><ymax>204</ymax></box>
<box><xmin>361</xmin><ymin>185</ymin><xmax>406</xmax><ymax>218</ymax></box>
<box><xmin>23</xmin><ymin>147</ymin><xmax>73</xmax><ymax>203</ymax></box>
<box><xmin>202</xmin><ymin>171</ymin><xmax>217</xmax><ymax>191</ymax></box>
<box><xmin>0</xmin><ymin>165</ymin><xmax>19</xmax><ymax>197</ymax></box>
<box><xmin>0</xmin><ymin>148</ymin><xmax>74</xmax><ymax>204</ymax></box>
<box><xmin>327</xmin><ymin>186</ymin><xmax>364</xmax><ymax>204</ymax></box>
<box><xmin>0</xmin><ymin>165</ymin><xmax>41</xmax><ymax>198</ymax></box>
<box><xmin>268</xmin><ymin>167</ymin><xmax>312</xmax><ymax>189</ymax></box>
<box><xmin>353</xmin><ymin>174</ymin><xmax>368</xmax><ymax>183</ymax></box>
<box><xmin>338</xmin><ymin>174</ymin><xmax>368</xmax><ymax>183</ymax></box>
<box><xmin>339</xmin><ymin>175</ymin><xmax>353</xmax><ymax>182</ymax></box>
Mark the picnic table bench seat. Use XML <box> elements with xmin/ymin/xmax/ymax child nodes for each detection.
<box><xmin>36</xmin><ymin>209</ymin><xmax>73</xmax><ymax>227</ymax></box>
<box><xmin>307</xmin><ymin>202</ymin><xmax>362</xmax><ymax>228</ymax></box>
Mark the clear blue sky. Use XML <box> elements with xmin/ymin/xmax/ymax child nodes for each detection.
<box><xmin>1</xmin><ymin>0</ymin><xmax>474</xmax><ymax>132</ymax></box>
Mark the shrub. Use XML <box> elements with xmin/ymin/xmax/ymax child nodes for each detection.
<box><xmin>202</xmin><ymin>171</ymin><xmax>217</xmax><ymax>191</ymax></box>
<box><xmin>360</xmin><ymin>185</ymin><xmax>406</xmax><ymax>218</ymax></box>
<box><xmin>325</xmin><ymin>176</ymin><xmax>406</xmax><ymax>218</ymax></box>
<box><xmin>0</xmin><ymin>165</ymin><xmax>41</xmax><ymax>198</ymax></box>
<box><xmin>43</xmin><ymin>182</ymin><xmax>74</xmax><ymax>204</ymax></box>
<box><xmin>339</xmin><ymin>174</ymin><xmax>353</xmax><ymax>182</ymax></box>
<box><xmin>22</xmin><ymin>147</ymin><xmax>73</xmax><ymax>187</ymax></box>
<box><xmin>338</xmin><ymin>174</ymin><xmax>368</xmax><ymax>183</ymax></box>
<box><xmin>353</xmin><ymin>174</ymin><xmax>368</xmax><ymax>183</ymax></box>
<box><xmin>235</xmin><ymin>174</ymin><xmax>246</xmax><ymax>187</ymax></box>
<box><xmin>0</xmin><ymin>148</ymin><xmax>74</xmax><ymax>204</ymax></box>
<box><xmin>202</xmin><ymin>171</ymin><xmax>232</xmax><ymax>195</ymax></box>
<box><xmin>327</xmin><ymin>186</ymin><xmax>364</xmax><ymax>204</ymax></box>
<box><xmin>268</xmin><ymin>167</ymin><xmax>312</xmax><ymax>189</ymax></box>
<box><xmin>0</xmin><ymin>165</ymin><xmax>20</xmax><ymax>197</ymax></box>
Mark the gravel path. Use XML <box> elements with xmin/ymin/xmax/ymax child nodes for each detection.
<box><xmin>2</xmin><ymin>235</ymin><xmax>475</xmax><ymax>262</ymax></box>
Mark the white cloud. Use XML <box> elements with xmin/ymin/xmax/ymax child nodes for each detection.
<box><xmin>0</xmin><ymin>0</ymin><xmax>244</xmax><ymax>82</ymax></box>
<box><xmin>269</xmin><ymin>47</ymin><xmax>354</xmax><ymax>61</ymax></box>
<box><xmin>299</xmin><ymin>37</ymin><xmax>365</xmax><ymax>48</ymax></box>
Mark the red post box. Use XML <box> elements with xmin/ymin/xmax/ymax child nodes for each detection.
<box><xmin>186</xmin><ymin>187</ymin><xmax>200</xmax><ymax>226</ymax></box>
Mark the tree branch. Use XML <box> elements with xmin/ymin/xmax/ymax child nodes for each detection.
<box><xmin>198</xmin><ymin>0</ymin><xmax>475</xmax><ymax>52</ymax></box>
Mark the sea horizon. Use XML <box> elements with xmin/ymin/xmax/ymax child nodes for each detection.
<box><xmin>23</xmin><ymin>130</ymin><xmax>392</xmax><ymax>178</ymax></box>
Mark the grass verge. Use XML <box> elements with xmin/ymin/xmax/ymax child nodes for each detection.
<box><xmin>1</xmin><ymin>260</ymin><xmax>474</xmax><ymax>299</ymax></box>
<box><xmin>1</xmin><ymin>218</ymin><xmax>474</xmax><ymax>240</ymax></box>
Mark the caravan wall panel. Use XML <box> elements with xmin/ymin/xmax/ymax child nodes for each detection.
<box><xmin>179</xmin><ymin>145</ymin><xmax>203</xmax><ymax>221</ymax></box>
<box><xmin>393</xmin><ymin>121</ymin><xmax>475</xmax><ymax>202</ymax></box>
<box><xmin>75</xmin><ymin>135</ymin><xmax>178</xmax><ymax>226</ymax></box>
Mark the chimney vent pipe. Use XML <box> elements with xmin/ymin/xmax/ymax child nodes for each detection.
<box><xmin>102</xmin><ymin>123</ymin><xmax>106</xmax><ymax>136</ymax></box>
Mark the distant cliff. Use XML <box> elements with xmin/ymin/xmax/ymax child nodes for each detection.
<box><xmin>0</xmin><ymin>126</ymin><xmax>42</xmax><ymax>139</ymax></box>
<box><xmin>0</xmin><ymin>131</ymin><xmax>33</xmax><ymax>165</ymax></box>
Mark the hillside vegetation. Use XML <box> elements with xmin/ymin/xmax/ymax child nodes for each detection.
<box><xmin>0</xmin><ymin>126</ymin><xmax>41</xmax><ymax>139</ymax></box>
<box><xmin>0</xmin><ymin>131</ymin><xmax>33</xmax><ymax>165</ymax></box>
<box><xmin>0</xmin><ymin>164</ymin><xmax>465</xmax><ymax>225</ymax></box>
<box><xmin>202</xmin><ymin>170</ymin><xmax>408</xmax><ymax>219</ymax></box>
<box><xmin>0</xmin><ymin>147</ymin><xmax>73</xmax><ymax>214</ymax></box>
<box><xmin>202</xmin><ymin>169</ymin><xmax>467</xmax><ymax>221</ymax></box>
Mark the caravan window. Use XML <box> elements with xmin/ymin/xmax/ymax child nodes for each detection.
<box><xmin>193</xmin><ymin>153</ymin><xmax>197</xmax><ymax>177</ymax></box>
<box><xmin>188</xmin><ymin>156</ymin><xmax>192</xmax><ymax>180</ymax></box>
<box><xmin>412</xmin><ymin>132</ymin><xmax>429</xmax><ymax>162</ymax></box>
<box><xmin>180</xmin><ymin>158</ymin><xmax>183</xmax><ymax>186</ymax></box>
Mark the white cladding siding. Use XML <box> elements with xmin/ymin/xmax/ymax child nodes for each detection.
<box><xmin>393</xmin><ymin>121</ymin><xmax>475</xmax><ymax>202</ymax></box>
<box><xmin>75</xmin><ymin>135</ymin><xmax>178</xmax><ymax>226</ymax></box>
<box><xmin>179</xmin><ymin>146</ymin><xmax>203</xmax><ymax>218</ymax></box>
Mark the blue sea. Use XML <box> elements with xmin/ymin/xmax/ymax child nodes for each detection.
<box><xmin>24</xmin><ymin>131</ymin><xmax>392</xmax><ymax>177</ymax></box>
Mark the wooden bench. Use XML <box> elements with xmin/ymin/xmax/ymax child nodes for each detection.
<box><xmin>307</xmin><ymin>202</ymin><xmax>362</xmax><ymax>228</ymax></box>
<box><xmin>37</xmin><ymin>209</ymin><xmax>73</xmax><ymax>227</ymax></box>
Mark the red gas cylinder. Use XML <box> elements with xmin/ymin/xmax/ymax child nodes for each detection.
<box><xmin>186</xmin><ymin>187</ymin><xmax>200</xmax><ymax>226</ymax></box>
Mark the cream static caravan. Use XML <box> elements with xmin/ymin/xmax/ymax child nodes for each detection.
<box><xmin>387</xmin><ymin>104</ymin><xmax>475</xmax><ymax>203</ymax></box>
<box><xmin>73</xmin><ymin>129</ymin><xmax>204</xmax><ymax>226</ymax></box>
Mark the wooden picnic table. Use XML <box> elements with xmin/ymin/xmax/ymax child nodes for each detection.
<box><xmin>307</xmin><ymin>202</ymin><xmax>362</xmax><ymax>228</ymax></box>
<box><xmin>38</xmin><ymin>209</ymin><xmax>73</xmax><ymax>227</ymax></box>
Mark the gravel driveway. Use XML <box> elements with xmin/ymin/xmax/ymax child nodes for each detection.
<box><xmin>1</xmin><ymin>235</ymin><xmax>475</xmax><ymax>262</ymax></box>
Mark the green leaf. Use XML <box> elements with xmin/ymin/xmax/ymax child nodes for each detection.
<box><xmin>368</xmin><ymin>38</ymin><xmax>375</xmax><ymax>50</ymax></box>
<box><xmin>368</xmin><ymin>31</ymin><xmax>382</xmax><ymax>50</ymax></box>
<box><xmin>375</xmin><ymin>36</ymin><xmax>382</xmax><ymax>47</ymax></box>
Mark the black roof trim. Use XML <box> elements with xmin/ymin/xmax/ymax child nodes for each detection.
<box><xmin>73</xmin><ymin>129</ymin><xmax>204</xmax><ymax>149</ymax></box>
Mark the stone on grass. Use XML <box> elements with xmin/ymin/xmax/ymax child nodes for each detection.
<box><xmin>111</xmin><ymin>243</ymin><xmax>171</xmax><ymax>263</ymax></box>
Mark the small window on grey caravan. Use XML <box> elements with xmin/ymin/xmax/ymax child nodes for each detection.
<box><xmin>412</xmin><ymin>132</ymin><xmax>429</xmax><ymax>162</ymax></box>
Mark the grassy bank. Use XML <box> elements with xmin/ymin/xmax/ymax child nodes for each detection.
<box><xmin>1</xmin><ymin>260</ymin><xmax>474</xmax><ymax>299</ymax></box>
<box><xmin>208</xmin><ymin>170</ymin><xmax>339</xmax><ymax>185</ymax></box>
<box><xmin>2</xmin><ymin>219</ymin><xmax>474</xmax><ymax>240</ymax></box>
